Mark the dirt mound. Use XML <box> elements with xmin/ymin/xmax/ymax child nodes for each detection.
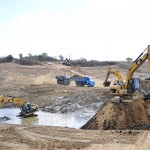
<box><xmin>81</xmin><ymin>99</ymin><xmax>150</xmax><ymax>130</ymax></box>
<box><xmin>71</xmin><ymin>74</ymin><xmax>83</xmax><ymax>78</ymax></box>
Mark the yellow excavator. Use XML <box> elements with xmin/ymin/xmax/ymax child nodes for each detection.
<box><xmin>0</xmin><ymin>95</ymin><xmax>38</xmax><ymax>117</ymax></box>
<box><xmin>103</xmin><ymin>68</ymin><xmax>123</xmax><ymax>87</ymax></box>
<box><xmin>109</xmin><ymin>45</ymin><xmax>150</xmax><ymax>101</ymax></box>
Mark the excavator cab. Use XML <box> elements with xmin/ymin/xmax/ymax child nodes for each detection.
<box><xmin>19</xmin><ymin>103</ymin><xmax>38</xmax><ymax>117</ymax></box>
<box><xmin>130</xmin><ymin>78</ymin><xmax>141</xmax><ymax>93</ymax></box>
<box><xmin>125</xmin><ymin>78</ymin><xmax>141</xmax><ymax>96</ymax></box>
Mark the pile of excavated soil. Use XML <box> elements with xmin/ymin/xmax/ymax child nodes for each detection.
<box><xmin>81</xmin><ymin>99</ymin><xmax>150</xmax><ymax>130</ymax></box>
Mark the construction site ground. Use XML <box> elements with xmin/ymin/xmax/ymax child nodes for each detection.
<box><xmin>0</xmin><ymin>62</ymin><xmax>150</xmax><ymax>150</ymax></box>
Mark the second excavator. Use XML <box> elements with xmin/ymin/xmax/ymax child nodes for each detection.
<box><xmin>103</xmin><ymin>67</ymin><xmax>123</xmax><ymax>87</ymax></box>
<box><xmin>0</xmin><ymin>95</ymin><xmax>38</xmax><ymax>117</ymax></box>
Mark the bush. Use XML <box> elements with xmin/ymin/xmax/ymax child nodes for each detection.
<box><xmin>32</xmin><ymin>55</ymin><xmax>58</xmax><ymax>62</ymax></box>
<box><xmin>15</xmin><ymin>59</ymin><xmax>42</xmax><ymax>66</ymax></box>
<box><xmin>0</xmin><ymin>55</ymin><xmax>13</xmax><ymax>63</ymax></box>
<box><xmin>69</xmin><ymin>60</ymin><xmax>116</xmax><ymax>67</ymax></box>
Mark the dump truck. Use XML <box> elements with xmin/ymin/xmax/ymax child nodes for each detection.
<box><xmin>70</xmin><ymin>76</ymin><xmax>95</xmax><ymax>87</ymax></box>
<box><xmin>56</xmin><ymin>76</ymin><xmax>70</xmax><ymax>85</ymax></box>
<box><xmin>56</xmin><ymin>75</ymin><xmax>95</xmax><ymax>87</ymax></box>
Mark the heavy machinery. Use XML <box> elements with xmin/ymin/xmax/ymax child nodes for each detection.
<box><xmin>56</xmin><ymin>76</ymin><xmax>70</xmax><ymax>85</ymax></box>
<box><xmin>62</xmin><ymin>58</ymin><xmax>71</xmax><ymax>66</ymax></box>
<box><xmin>0</xmin><ymin>95</ymin><xmax>38</xmax><ymax>117</ymax></box>
<box><xmin>103</xmin><ymin>68</ymin><xmax>123</xmax><ymax>87</ymax></box>
<box><xmin>56</xmin><ymin>75</ymin><xmax>95</xmax><ymax>87</ymax></box>
<box><xmin>109</xmin><ymin>45</ymin><xmax>150</xmax><ymax>101</ymax></box>
<box><xmin>70</xmin><ymin>76</ymin><xmax>95</xmax><ymax>87</ymax></box>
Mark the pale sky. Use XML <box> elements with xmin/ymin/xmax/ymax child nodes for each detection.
<box><xmin>0</xmin><ymin>0</ymin><xmax>150</xmax><ymax>61</ymax></box>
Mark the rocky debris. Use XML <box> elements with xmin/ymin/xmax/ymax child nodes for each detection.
<box><xmin>81</xmin><ymin>99</ymin><xmax>150</xmax><ymax>130</ymax></box>
<box><xmin>0</xmin><ymin>116</ymin><xmax>11</xmax><ymax>121</ymax></box>
<box><xmin>41</xmin><ymin>89</ymin><xmax>111</xmax><ymax>113</ymax></box>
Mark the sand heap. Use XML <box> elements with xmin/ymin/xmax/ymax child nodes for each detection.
<box><xmin>81</xmin><ymin>99</ymin><xmax>150</xmax><ymax>130</ymax></box>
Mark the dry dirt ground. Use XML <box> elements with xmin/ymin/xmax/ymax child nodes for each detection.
<box><xmin>0</xmin><ymin>62</ymin><xmax>150</xmax><ymax>150</ymax></box>
<box><xmin>0</xmin><ymin>124</ymin><xmax>150</xmax><ymax>150</ymax></box>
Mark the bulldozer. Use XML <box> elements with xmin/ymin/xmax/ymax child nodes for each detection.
<box><xmin>107</xmin><ymin>45</ymin><xmax>150</xmax><ymax>101</ymax></box>
<box><xmin>0</xmin><ymin>95</ymin><xmax>38</xmax><ymax>117</ymax></box>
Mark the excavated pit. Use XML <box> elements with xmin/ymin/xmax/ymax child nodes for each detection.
<box><xmin>81</xmin><ymin>99</ymin><xmax>150</xmax><ymax>130</ymax></box>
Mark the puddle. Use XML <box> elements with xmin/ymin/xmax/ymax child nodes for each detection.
<box><xmin>0</xmin><ymin>108</ymin><xmax>95</xmax><ymax>128</ymax></box>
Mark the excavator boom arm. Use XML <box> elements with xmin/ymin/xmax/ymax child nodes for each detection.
<box><xmin>0</xmin><ymin>95</ymin><xmax>24</xmax><ymax>106</ymax></box>
<box><xmin>125</xmin><ymin>46</ymin><xmax>150</xmax><ymax>89</ymax></box>
<box><xmin>105</xmin><ymin>68</ymin><xmax>123</xmax><ymax>81</ymax></box>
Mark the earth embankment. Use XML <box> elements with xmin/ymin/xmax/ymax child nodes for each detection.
<box><xmin>82</xmin><ymin>99</ymin><xmax>150</xmax><ymax>130</ymax></box>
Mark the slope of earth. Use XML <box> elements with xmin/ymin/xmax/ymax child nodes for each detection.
<box><xmin>81</xmin><ymin>99</ymin><xmax>150</xmax><ymax>130</ymax></box>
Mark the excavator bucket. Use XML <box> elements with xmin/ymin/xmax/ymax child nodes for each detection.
<box><xmin>103</xmin><ymin>81</ymin><xmax>111</xmax><ymax>87</ymax></box>
<box><xmin>17</xmin><ymin>112</ymin><xmax>38</xmax><ymax>117</ymax></box>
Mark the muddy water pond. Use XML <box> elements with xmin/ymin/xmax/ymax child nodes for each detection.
<box><xmin>0</xmin><ymin>108</ymin><xmax>95</xmax><ymax>128</ymax></box>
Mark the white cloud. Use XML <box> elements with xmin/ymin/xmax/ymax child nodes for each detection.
<box><xmin>0</xmin><ymin>0</ymin><xmax>150</xmax><ymax>60</ymax></box>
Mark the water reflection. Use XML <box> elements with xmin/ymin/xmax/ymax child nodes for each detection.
<box><xmin>0</xmin><ymin>108</ymin><xmax>95</xmax><ymax>128</ymax></box>
<box><xmin>21</xmin><ymin>116</ymin><xmax>39</xmax><ymax>126</ymax></box>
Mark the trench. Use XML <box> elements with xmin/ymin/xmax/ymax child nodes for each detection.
<box><xmin>0</xmin><ymin>108</ymin><xmax>96</xmax><ymax>128</ymax></box>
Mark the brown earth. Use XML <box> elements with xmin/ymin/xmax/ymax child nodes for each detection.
<box><xmin>0</xmin><ymin>62</ymin><xmax>150</xmax><ymax>149</ymax></box>
<box><xmin>81</xmin><ymin>100</ymin><xmax>150</xmax><ymax>130</ymax></box>
<box><xmin>0</xmin><ymin>125</ymin><xmax>150</xmax><ymax>150</ymax></box>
